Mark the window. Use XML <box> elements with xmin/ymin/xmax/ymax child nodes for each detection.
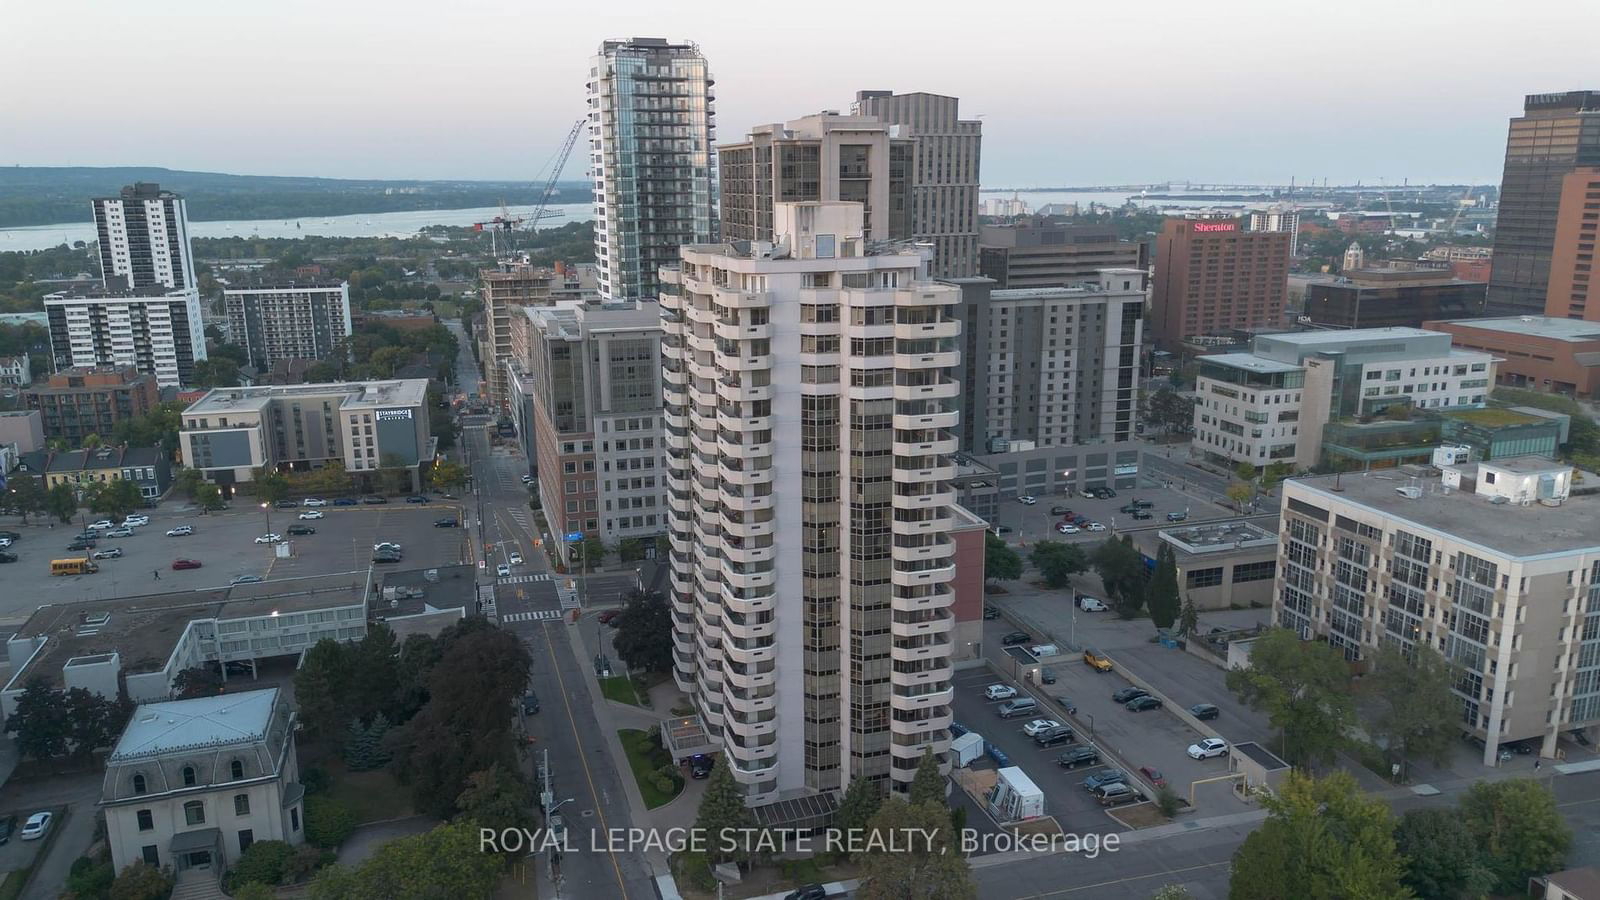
<box><xmin>184</xmin><ymin>800</ymin><xmax>206</xmax><ymax>826</ymax></box>
<box><xmin>1233</xmin><ymin>560</ymin><xmax>1277</xmax><ymax>583</ymax></box>
<box><xmin>182</xmin><ymin>765</ymin><xmax>197</xmax><ymax>787</ymax></box>
<box><xmin>141</xmin><ymin>845</ymin><xmax>160</xmax><ymax>867</ymax></box>
<box><xmin>239</xmin><ymin>829</ymin><xmax>254</xmax><ymax>854</ymax></box>
<box><xmin>234</xmin><ymin>794</ymin><xmax>251</xmax><ymax>816</ymax></box>
<box><xmin>1186</xmin><ymin>567</ymin><xmax>1225</xmax><ymax>589</ymax></box>
<box><xmin>230</xmin><ymin>759</ymin><xmax>244</xmax><ymax>780</ymax></box>
<box><xmin>291</xmin><ymin>807</ymin><xmax>301</xmax><ymax>832</ymax></box>
<box><xmin>137</xmin><ymin>809</ymin><xmax>154</xmax><ymax>831</ymax></box>
<box><xmin>132</xmin><ymin>773</ymin><xmax>147</xmax><ymax>794</ymax></box>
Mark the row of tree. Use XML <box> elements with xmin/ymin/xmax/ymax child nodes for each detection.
<box><xmin>2</xmin><ymin>472</ymin><xmax>147</xmax><ymax>525</ymax></box>
<box><xmin>984</xmin><ymin>532</ymin><xmax>1191</xmax><ymax>630</ymax></box>
<box><xmin>5</xmin><ymin>677</ymin><xmax>133</xmax><ymax>762</ymax></box>
<box><xmin>1231</xmin><ymin>770</ymin><xmax>1571</xmax><ymax>898</ymax></box>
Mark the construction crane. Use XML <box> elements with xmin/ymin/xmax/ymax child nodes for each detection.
<box><xmin>472</xmin><ymin>201</ymin><xmax>525</xmax><ymax>257</ymax></box>
<box><xmin>522</xmin><ymin>118</ymin><xmax>585</xmax><ymax>235</ymax></box>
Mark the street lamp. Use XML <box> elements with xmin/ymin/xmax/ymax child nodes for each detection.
<box><xmin>259</xmin><ymin>501</ymin><xmax>269</xmax><ymax>538</ymax></box>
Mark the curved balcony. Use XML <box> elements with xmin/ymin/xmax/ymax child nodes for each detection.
<box><xmin>667</xmin><ymin>491</ymin><xmax>693</xmax><ymax>516</ymax></box>
<box><xmin>894</xmin><ymin>319</ymin><xmax>959</xmax><ymax>341</ymax></box>
<box><xmin>893</xmin><ymin>379</ymin><xmax>960</xmax><ymax>401</ymax></box>
<box><xmin>891</xmin><ymin>611</ymin><xmax>955</xmax><ymax>639</ymax></box>
<box><xmin>720</xmin><ymin>584</ymin><xmax>775</xmax><ymax>616</ymax></box>
<box><xmin>723</xmin><ymin>664</ymin><xmax>776</xmax><ymax>692</ymax></box>
<box><xmin>890</xmin><ymin>640</ymin><xmax>951</xmax><ymax>664</ymax></box>
<box><xmin>722</xmin><ymin>616</ymin><xmax>776</xmax><ymax>642</ymax></box>
<box><xmin>890</xmin><ymin>663</ymin><xmax>953</xmax><ymax>688</ymax></box>
<box><xmin>892</xmin><ymin>410</ymin><xmax>959</xmax><ymax>431</ymax></box>
<box><xmin>720</xmin><ymin>463</ymin><xmax>773</xmax><ymax>487</ymax></box>
<box><xmin>687</xmin><ymin>359</ymin><xmax>719</xmax><ymax>382</ymax></box>
<box><xmin>892</xmin><ymin>462</ymin><xmax>955</xmax><ymax>483</ymax></box>
<box><xmin>720</xmin><ymin>564</ymin><xmax>775</xmax><ymax>594</ymax></box>
<box><xmin>717</xmin><ymin>380</ymin><xmax>771</xmax><ymax>406</ymax></box>
<box><xmin>891</xmin><ymin>684</ymin><xmax>954</xmax><ymax>711</ymax></box>
<box><xmin>723</xmin><ymin>688</ymin><xmax>777</xmax><ymax>716</ymax></box>
<box><xmin>714</xmin><ymin>319</ymin><xmax>770</xmax><ymax>342</ymax></box>
<box><xmin>893</xmin><ymin>563</ymin><xmax>956</xmax><ymax>589</ymax></box>
<box><xmin>842</xmin><ymin>321</ymin><xmax>895</xmax><ymax>341</ymax></box>
<box><xmin>891</xmin><ymin>540</ymin><xmax>951</xmax><ymax>564</ymax></box>
<box><xmin>892</xmin><ymin>437</ymin><xmax>958</xmax><ymax>457</ymax></box>
<box><xmin>893</xmin><ymin>706</ymin><xmax>953</xmax><ymax>734</ymax></box>
<box><xmin>725</xmin><ymin>747</ymin><xmax>777</xmax><ymax>776</ymax></box>
<box><xmin>892</xmin><ymin>488</ymin><xmax>955</xmax><ymax>511</ymax></box>
<box><xmin>888</xmin><ymin>286</ymin><xmax>960</xmax><ymax>308</ymax></box>
<box><xmin>895</xmin><ymin>350</ymin><xmax>960</xmax><ymax>371</ymax></box>
<box><xmin>896</xmin><ymin>585</ymin><xmax>955</xmax><ymax>613</ymax></box>
<box><xmin>659</xmin><ymin>265</ymin><xmax>682</xmax><ymax>286</ymax></box>
<box><xmin>715</xmin><ymin>350</ymin><xmax>772</xmax><ymax>373</ymax></box>
<box><xmin>721</xmin><ymin>541</ymin><xmax>773</xmax><ymax>566</ymax></box>
<box><xmin>889</xmin><ymin>736</ymin><xmax>949</xmax><ymax>762</ymax></box>
<box><xmin>722</xmin><ymin>641</ymin><xmax>777</xmax><ymax>668</ymax></box>
<box><xmin>722</xmin><ymin>513</ymin><xmax>775</xmax><ymax>542</ymax></box>
<box><xmin>714</xmin><ymin>285</ymin><xmax>768</xmax><ymax>309</ymax></box>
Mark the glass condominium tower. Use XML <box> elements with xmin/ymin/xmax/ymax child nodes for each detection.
<box><xmin>588</xmin><ymin>38</ymin><xmax>718</xmax><ymax>302</ymax></box>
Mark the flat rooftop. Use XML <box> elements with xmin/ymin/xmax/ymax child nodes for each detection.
<box><xmin>109</xmin><ymin>688</ymin><xmax>279</xmax><ymax>762</ymax></box>
<box><xmin>1433</xmin><ymin>316</ymin><xmax>1600</xmax><ymax>343</ymax></box>
<box><xmin>371</xmin><ymin>564</ymin><xmax>475</xmax><ymax>619</ymax></box>
<box><xmin>1197</xmin><ymin>352</ymin><xmax>1303</xmax><ymax>374</ymax></box>
<box><xmin>1161</xmin><ymin>520</ymin><xmax>1278</xmax><ymax>555</ymax></box>
<box><xmin>1265</xmin><ymin>326</ymin><xmax>1440</xmax><ymax>345</ymax></box>
<box><xmin>10</xmin><ymin>572</ymin><xmax>369</xmax><ymax>691</ymax></box>
<box><xmin>184</xmin><ymin>379</ymin><xmax>429</xmax><ymax>415</ymax></box>
<box><xmin>1289</xmin><ymin>471</ymin><xmax>1600</xmax><ymax>559</ymax></box>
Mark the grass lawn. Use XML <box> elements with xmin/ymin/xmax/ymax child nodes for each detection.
<box><xmin>617</xmin><ymin>729</ymin><xmax>682</xmax><ymax>809</ymax></box>
<box><xmin>599</xmin><ymin>675</ymin><xmax>641</xmax><ymax>706</ymax></box>
<box><xmin>321</xmin><ymin>759</ymin><xmax>415</xmax><ymax>824</ymax></box>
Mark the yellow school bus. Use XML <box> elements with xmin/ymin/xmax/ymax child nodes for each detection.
<box><xmin>51</xmin><ymin>558</ymin><xmax>99</xmax><ymax>576</ymax></box>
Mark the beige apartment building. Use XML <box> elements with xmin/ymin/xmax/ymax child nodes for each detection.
<box><xmin>1277</xmin><ymin>459</ymin><xmax>1600</xmax><ymax>763</ymax></box>
<box><xmin>660</xmin><ymin>201</ymin><xmax>961</xmax><ymax>807</ymax></box>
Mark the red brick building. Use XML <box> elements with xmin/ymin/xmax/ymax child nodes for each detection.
<box><xmin>22</xmin><ymin>366</ymin><xmax>160</xmax><ymax>445</ymax></box>
<box><xmin>1150</xmin><ymin>218</ymin><xmax>1291</xmax><ymax>348</ymax></box>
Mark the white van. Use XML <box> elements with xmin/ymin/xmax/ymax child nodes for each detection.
<box><xmin>1030</xmin><ymin>644</ymin><xmax>1060</xmax><ymax>658</ymax></box>
<box><xmin>1077</xmin><ymin>597</ymin><xmax>1108</xmax><ymax>612</ymax></box>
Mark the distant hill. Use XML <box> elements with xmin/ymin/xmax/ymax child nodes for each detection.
<box><xmin>0</xmin><ymin>167</ymin><xmax>591</xmax><ymax>228</ymax></box>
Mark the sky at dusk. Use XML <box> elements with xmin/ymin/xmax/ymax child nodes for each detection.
<box><xmin>3</xmin><ymin>0</ymin><xmax>1597</xmax><ymax>188</ymax></box>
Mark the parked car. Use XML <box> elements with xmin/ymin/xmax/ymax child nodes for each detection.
<box><xmin>1049</xmin><ymin>506</ymin><xmax>1072</xmax><ymax>516</ymax></box>
<box><xmin>166</xmin><ymin>525</ymin><xmax>193</xmax><ymax>537</ymax></box>
<box><xmin>122</xmin><ymin>515</ymin><xmax>150</xmax><ymax>527</ymax></box>
<box><xmin>66</xmin><ymin>541</ymin><xmax>94</xmax><ymax>551</ymax></box>
<box><xmin>1126</xmin><ymin>695</ymin><xmax>1163</xmax><ymax>712</ymax></box>
<box><xmin>1083</xmin><ymin>648</ymin><xmax>1113</xmax><ymax>672</ymax></box>
<box><xmin>1076</xmin><ymin>596</ymin><xmax>1108</xmax><ymax>612</ymax></box>
<box><xmin>597</xmin><ymin>609</ymin><xmax>621</xmax><ymax>626</ymax></box>
<box><xmin>433</xmin><ymin>517</ymin><xmax>459</xmax><ymax>528</ymax></box>
<box><xmin>254</xmin><ymin>534</ymin><xmax>282</xmax><ymax>544</ymax></box>
<box><xmin>19</xmin><ymin>811</ymin><xmax>51</xmax><ymax>841</ymax></box>
<box><xmin>689</xmin><ymin>754</ymin><xmax>713</xmax><ymax>779</ymax></box>
<box><xmin>333</xmin><ymin>498</ymin><xmax>359</xmax><ymax>507</ymax></box>
<box><xmin>231</xmin><ymin>575</ymin><xmax>264</xmax><ymax>585</ymax></box>
<box><xmin>1082</xmin><ymin>769</ymin><xmax>1126</xmax><ymax>792</ymax></box>
<box><xmin>373</xmin><ymin>552</ymin><xmax>403</xmax><ymax>564</ymax></box>
<box><xmin>298</xmin><ymin>510</ymin><xmax>324</xmax><ymax>520</ymax></box>
<box><xmin>106</xmin><ymin>527</ymin><xmax>134</xmax><ymax>538</ymax></box>
<box><xmin>302</xmin><ymin>498</ymin><xmax>327</xmax><ymax>507</ymax></box>
<box><xmin>496</xmin><ymin>564</ymin><xmax>511</xmax><ymax>577</ymax></box>
<box><xmin>1057</xmin><ymin>523</ymin><xmax>1079</xmax><ymax>534</ymax></box>
<box><xmin>92</xmin><ymin>548</ymin><xmax>123</xmax><ymax>559</ymax></box>
<box><xmin>1119</xmin><ymin>503</ymin><xmax>1141</xmax><ymax>515</ymax></box>
<box><xmin>1094</xmin><ymin>782</ymin><xmax>1144</xmax><ymax>806</ymax></box>
<box><xmin>0</xmin><ymin>531</ymin><xmax>18</xmax><ymax>541</ymax></box>
<box><xmin>362</xmin><ymin>495</ymin><xmax>388</xmax><ymax>505</ymax></box>
<box><xmin>0</xmin><ymin>552</ymin><xmax>16</xmax><ymax>564</ymax></box>
<box><xmin>1053</xmin><ymin>695</ymin><xmax>1077</xmax><ymax>714</ymax></box>
<box><xmin>274</xmin><ymin>500</ymin><xmax>299</xmax><ymax>509</ymax></box>
<box><xmin>784</xmin><ymin>886</ymin><xmax>827</xmax><ymax>900</ymax></box>
<box><xmin>1021</xmin><ymin>719</ymin><xmax>1062</xmax><ymax>738</ymax></box>
<box><xmin>1188</xmin><ymin>738</ymin><xmax>1229</xmax><ymax>759</ymax></box>
<box><xmin>87</xmin><ymin>520</ymin><xmax>115</xmax><ymax>530</ymax></box>
<box><xmin>521</xmin><ymin>692</ymin><xmax>541</xmax><ymax>715</ymax></box>
<box><xmin>1071</xmin><ymin>515</ymin><xmax>1090</xmax><ymax>526</ymax></box>
<box><xmin>1112</xmin><ymin>687</ymin><xmax>1149</xmax><ymax>704</ymax></box>
<box><xmin>1189</xmin><ymin>703</ymin><xmax>1220</xmax><ymax>721</ymax></box>
<box><xmin>1132</xmin><ymin>499</ymin><xmax>1154</xmax><ymax>509</ymax></box>
<box><xmin>1056</xmin><ymin>744</ymin><xmax>1101</xmax><ymax>768</ymax></box>
<box><xmin>997</xmin><ymin>698</ymin><xmax>1039</xmax><ymax>719</ymax></box>
<box><xmin>1086</xmin><ymin>522</ymin><xmax>1107</xmax><ymax>532</ymax></box>
<box><xmin>982</xmin><ymin>605</ymin><xmax>1000</xmax><ymax>620</ymax></box>
<box><xmin>172</xmin><ymin>559</ymin><xmax>203</xmax><ymax>570</ymax></box>
<box><xmin>1165</xmin><ymin>511</ymin><xmax>1188</xmax><ymax>522</ymax></box>
<box><xmin>405</xmin><ymin>495</ymin><xmax>429</xmax><ymax>504</ymax></box>
<box><xmin>984</xmin><ymin>684</ymin><xmax>1018</xmax><ymax>701</ymax></box>
<box><xmin>1139</xmin><ymin>766</ymin><xmax>1167</xmax><ymax>788</ymax></box>
<box><xmin>287</xmin><ymin>525</ymin><xmax>316</xmax><ymax>536</ymax></box>
<box><xmin>1001</xmin><ymin>631</ymin><xmax>1031</xmax><ymax>646</ymax></box>
<box><xmin>509</xmin><ymin>552</ymin><xmax>524</xmax><ymax>565</ymax></box>
<box><xmin>0</xmin><ymin>814</ymin><xmax>15</xmax><ymax>844</ymax></box>
<box><xmin>1017</xmin><ymin>495</ymin><xmax>1037</xmax><ymax>505</ymax></box>
<box><xmin>373</xmin><ymin>542</ymin><xmax>403</xmax><ymax>553</ymax></box>
<box><xmin>1034</xmin><ymin>725</ymin><xmax>1076</xmax><ymax>747</ymax></box>
<box><xmin>1039</xmin><ymin>668</ymin><xmax>1057</xmax><ymax>685</ymax></box>
<box><xmin>1131</xmin><ymin>510</ymin><xmax>1153</xmax><ymax>520</ymax></box>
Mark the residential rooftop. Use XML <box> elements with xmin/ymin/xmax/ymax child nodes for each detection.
<box><xmin>183</xmin><ymin>379</ymin><xmax>429</xmax><ymax>415</ymax></box>
<box><xmin>1432</xmin><ymin>316</ymin><xmax>1600</xmax><ymax>343</ymax></box>
<box><xmin>1287</xmin><ymin>469</ymin><xmax>1600</xmax><ymax>559</ymax></box>
<box><xmin>1197</xmin><ymin>352</ymin><xmax>1304</xmax><ymax>374</ymax></box>
<box><xmin>108</xmin><ymin>688</ymin><xmax>280</xmax><ymax>762</ymax></box>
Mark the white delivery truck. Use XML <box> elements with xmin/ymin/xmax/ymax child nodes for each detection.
<box><xmin>950</xmin><ymin>731</ymin><xmax>984</xmax><ymax>768</ymax></box>
<box><xmin>987</xmin><ymin>766</ymin><xmax>1045</xmax><ymax>822</ymax></box>
<box><xmin>1030</xmin><ymin>644</ymin><xmax>1060</xmax><ymax>658</ymax></box>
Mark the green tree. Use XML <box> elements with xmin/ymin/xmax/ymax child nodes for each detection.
<box><xmin>343</xmin><ymin>713</ymin><xmax>393</xmax><ymax>771</ymax></box>
<box><xmin>857</xmin><ymin>798</ymin><xmax>976</xmax><ymax>900</ymax></box>
<box><xmin>89</xmin><ymin>478</ymin><xmax>142</xmax><ymax>521</ymax></box>
<box><xmin>81</xmin><ymin>432</ymin><xmax>103</xmax><ymax>449</ymax></box>
<box><xmin>230</xmin><ymin>839</ymin><xmax>294</xmax><ymax>888</ymax></box>
<box><xmin>110</xmin><ymin>861</ymin><xmax>175</xmax><ymax>900</ymax></box>
<box><xmin>1028</xmin><ymin>540</ymin><xmax>1088</xmax><ymax>589</ymax></box>
<box><xmin>5</xmin><ymin>474</ymin><xmax>47</xmax><ymax>523</ymax></box>
<box><xmin>1225</xmin><ymin>481</ymin><xmax>1255</xmax><ymax>513</ymax></box>
<box><xmin>4</xmin><ymin>676</ymin><xmax>68</xmax><ymax>760</ymax></box>
<box><xmin>233</xmin><ymin>883</ymin><xmax>277</xmax><ymax>900</ymax></box>
<box><xmin>1177</xmin><ymin>596</ymin><xmax>1200</xmax><ymax>637</ymax></box>
<box><xmin>1393</xmin><ymin>808</ymin><xmax>1494</xmax><ymax>900</ymax></box>
<box><xmin>984</xmin><ymin>532</ymin><xmax>1023</xmax><ymax>583</ymax></box>
<box><xmin>1091</xmin><ymin>536</ymin><xmax>1149</xmax><ymax>619</ymax></box>
<box><xmin>174</xmin><ymin>665</ymin><xmax>223</xmax><ymax>699</ymax></box>
<box><xmin>1233</xmin><ymin>462</ymin><xmax>1257</xmax><ymax>482</ymax></box>
<box><xmin>692</xmin><ymin>753</ymin><xmax>758</xmax><ymax>866</ymax></box>
<box><xmin>195</xmin><ymin>482</ymin><xmax>225</xmax><ymax>511</ymax></box>
<box><xmin>47</xmin><ymin>481</ymin><xmax>79</xmax><ymax>523</ymax></box>
<box><xmin>1364</xmin><ymin>643</ymin><xmax>1458</xmax><ymax>775</ymax></box>
<box><xmin>173</xmin><ymin>466</ymin><xmax>204</xmax><ymax>499</ymax></box>
<box><xmin>253</xmin><ymin>467</ymin><xmax>291</xmax><ymax>503</ymax></box>
<box><xmin>909</xmin><ymin>748</ymin><xmax>946</xmax><ymax>808</ymax></box>
<box><xmin>308</xmin><ymin>822</ymin><xmax>501</xmax><ymax>900</ymax></box>
<box><xmin>1459</xmin><ymin>778</ymin><xmax>1572</xmax><ymax>893</ymax></box>
<box><xmin>1259</xmin><ymin>461</ymin><xmax>1295</xmax><ymax>492</ymax></box>
<box><xmin>612</xmin><ymin>589</ymin><xmax>674</xmax><ymax>673</ymax></box>
<box><xmin>430</xmin><ymin>459</ymin><xmax>469</xmax><ymax>491</ymax></box>
<box><xmin>66</xmin><ymin>855</ymin><xmax>115</xmax><ymax>898</ymax></box>
<box><xmin>1146</xmin><ymin>388</ymin><xmax>1197</xmax><ymax>435</ymax></box>
<box><xmin>295</xmin><ymin>639</ymin><xmax>352</xmax><ymax>740</ymax></box>
<box><xmin>618</xmin><ymin>536</ymin><xmax>644</xmax><ymax>562</ymax></box>
<box><xmin>350</xmin><ymin>624</ymin><xmax>401</xmax><ymax>720</ymax></box>
<box><xmin>192</xmin><ymin>356</ymin><xmax>242</xmax><ymax>387</ymax></box>
<box><xmin>576</xmin><ymin>535</ymin><xmax>607</xmax><ymax>568</ymax></box>
<box><xmin>63</xmin><ymin>686</ymin><xmax>129</xmax><ymax>760</ymax></box>
<box><xmin>1146</xmin><ymin>542</ymin><xmax>1180</xmax><ymax>630</ymax></box>
<box><xmin>1224</xmin><ymin>627</ymin><xmax>1353</xmax><ymax>767</ymax></box>
<box><xmin>304</xmin><ymin>794</ymin><xmax>357</xmax><ymax>849</ymax></box>
<box><xmin>1228</xmin><ymin>771</ymin><xmax>1409</xmax><ymax>900</ymax></box>
<box><xmin>833</xmin><ymin>775</ymin><xmax>884</xmax><ymax>859</ymax></box>
<box><xmin>455</xmin><ymin>764</ymin><xmax>530</xmax><ymax>836</ymax></box>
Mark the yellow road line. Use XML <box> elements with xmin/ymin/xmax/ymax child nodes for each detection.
<box><xmin>538</xmin><ymin>621</ymin><xmax>630</xmax><ymax>898</ymax></box>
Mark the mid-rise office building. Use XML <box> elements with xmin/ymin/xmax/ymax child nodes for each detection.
<box><xmin>1193</xmin><ymin>328</ymin><xmax>1495</xmax><ymax>469</ymax></box>
<box><xmin>513</xmin><ymin>302</ymin><xmax>664</xmax><ymax>557</ymax></box>
<box><xmin>660</xmin><ymin>202</ymin><xmax>959</xmax><ymax>805</ymax></box>
<box><xmin>1488</xmin><ymin>91</ymin><xmax>1600</xmax><ymax>316</ymax></box>
<box><xmin>588</xmin><ymin>37</ymin><xmax>717</xmax><ymax>302</ymax></box>
<box><xmin>1276</xmin><ymin>459</ymin><xmax>1600</xmax><ymax>762</ymax></box>
<box><xmin>224</xmin><ymin>281</ymin><xmax>353</xmax><ymax>371</ymax></box>
<box><xmin>22</xmin><ymin>366</ymin><xmax>160</xmax><ymax>445</ymax></box>
<box><xmin>180</xmin><ymin>380</ymin><xmax>433</xmax><ymax>491</ymax></box>
<box><xmin>93</xmin><ymin>182</ymin><xmax>197</xmax><ymax>292</ymax></box>
<box><xmin>1302</xmin><ymin>267</ymin><xmax>1488</xmax><ymax>329</ymax></box>
<box><xmin>851</xmin><ymin>91</ymin><xmax>981</xmax><ymax>278</ymax></box>
<box><xmin>1546</xmin><ymin>167</ymin><xmax>1600</xmax><ymax>321</ymax></box>
<box><xmin>943</xmin><ymin>270</ymin><xmax>1145</xmax><ymax>452</ymax></box>
<box><xmin>1427</xmin><ymin>315</ymin><xmax>1600</xmax><ymax>399</ymax></box>
<box><xmin>1150</xmin><ymin>217</ymin><xmax>1291</xmax><ymax>348</ymax></box>
<box><xmin>977</xmin><ymin>222</ymin><xmax>1147</xmax><ymax>290</ymax></box>
<box><xmin>44</xmin><ymin>286</ymin><xmax>207</xmax><ymax>387</ymax></box>
<box><xmin>720</xmin><ymin>113</ymin><xmax>910</xmax><ymax>244</ymax></box>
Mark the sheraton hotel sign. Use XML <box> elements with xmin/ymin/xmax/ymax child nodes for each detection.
<box><xmin>1191</xmin><ymin>222</ymin><xmax>1239</xmax><ymax>233</ymax></box>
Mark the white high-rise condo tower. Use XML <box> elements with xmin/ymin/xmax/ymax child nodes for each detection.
<box><xmin>93</xmin><ymin>182</ymin><xmax>197</xmax><ymax>291</ymax></box>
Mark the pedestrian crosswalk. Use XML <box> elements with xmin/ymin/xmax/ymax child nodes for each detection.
<box><xmin>499</xmin><ymin>573</ymin><xmax>553</xmax><ymax>585</ymax></box>
<box><xmin>508</xmin><ymin>508</ymin><xmax>532</xmax><ymax>531</ymax></box>
<box><xmin>502</xmin><ymin>610</ymin><xmax>564</xmax><ymax>623</ymax></box>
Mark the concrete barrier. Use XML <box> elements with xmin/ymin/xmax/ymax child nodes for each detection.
<box><xmin>1102</xmin><ymin>649</ymin><xmax>1222</xmax><ymax>741</ymax></box>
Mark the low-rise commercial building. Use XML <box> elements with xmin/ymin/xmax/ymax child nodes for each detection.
<box><xmin>1146</xmin><ymin>521</ymin><xmax>1278</xmax><ymax>611</ymax></box>
<box><xmin>23</xmin><ymin>366</ymin><xmax>160</xmax><ymax>445</ymax></box>
<box><xmin>1277</xmin><ymin>459</ymin><xmax>1600</xmax><ymax>763</ymax></box>
<box><xmin>180</xmin><ymin>380</ymin><xmax>433</xmax><ymax>492</ymax></box>
<box><xmin>977</xmin><ymin>222</ymin><xmax>1147</xmax><ymax>290</ymax></box>
<box><xmin>1302</xmin><ymin>268</ymin><xmax>1488</xmax><ymax>329</ymax></box>
<box><xmin>100</xmin><ymin>689</ymin><xmax>304</xmax><ymax>876</ymax></box>
<box><xmin>1427</xmin><ymin>316</ymin><xmax>1600</xmax><ymax>400</ymax></box>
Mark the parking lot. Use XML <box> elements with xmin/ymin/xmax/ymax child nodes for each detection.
<box><xmin>973</xmin><ymin>618</ymin><xmax>1254</xmax><ymax>818</ymax></box>
<box><xmin>0</xmin><ymin>498</ymin><xmax>469</xmax><ymax>620</ymax></box>
<box><xmin>988</xmin><ymin>481</ymin><xmax>1232</xmax><ymax>548</ymax></box>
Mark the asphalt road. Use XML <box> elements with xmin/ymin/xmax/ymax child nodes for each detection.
<box><xmin>463</xmin><ymin>421</ymin><xmax>658</xmax><ymax>898</ymax></box>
